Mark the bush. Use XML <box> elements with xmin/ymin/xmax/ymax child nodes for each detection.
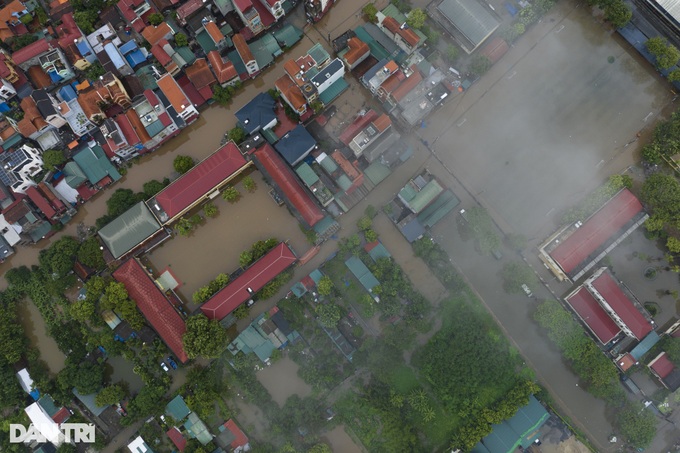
<box><xmin>243</xmin><ymin>175</ymin><xmax>257</xmax><ymax>192</ymax></box>
<box><xmin>148</xmin><ymin>13</ymin><xmax>164</xmax><ymax>26</ymax></box>
<box><xmin>221</xmin><ymin>186</ymin><xmax>241</xmax><ymax>203</ymax></box>
<box><xmin>362</xmin><ymin>3</ymin><xmax>378</xmax><ymax>23</ymax></box>
<box><xmin>174</xmin><ymin>32</ymin><xmax>188</xmax><ymax>47</ymax></box>
<box><xmin>470</xmin><ymin>55</ymin><xmax>491</xmax><ymax>76</ymax></box>
<box><xmin>227</xmin><ymin>126</ymin><xmax>247</xmax><ymax>144</ymax></box>
<box><xmin>85</xmin><ymin>62</ymin><xmax>106</xmax><ymax>81</ymax></box>
<box><xmin>42</xmin><ymin>149</ymin><xmax>66</xmax><ymax>170</ymax></box>
<box><xmin>406</xmin><ymin>8</ymin><xmax>426</xmax><ymax>29</ymax></box>
<box><xmin>203</xmin><ymin>201</ymin><xmax>218</xmax><ymax>218</ymax></box>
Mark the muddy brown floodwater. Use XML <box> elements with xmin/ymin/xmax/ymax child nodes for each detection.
<box><xmin>146</xmin><ymin>172</ymin><xmax>311</xmax><ymax>303</ymax></box>
<box><xmin>255</xmin><ymin>356</ymin><xmax>312</xmax><ymax>406</ymax></box>
<box><xmin>16</xmin><ymin>298</ymin><xmax>66</xmax><ymax>373</ymax></box>
<box><xmin>323</xmin><ymin>426</ymin><xmax>363</xmax><ymax>453</ymax></box>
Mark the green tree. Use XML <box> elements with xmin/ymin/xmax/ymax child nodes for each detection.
<box><xmin>357</xmin><ymin>215</ymin><xmax>372</xmax><ymax>231</ymax></box>
<box><xmin>182</xmin><ymin>315</ymin><xmax>229</xmax><ymax>359</ymax></box>
<box><xmin>203</xmin><ymin>201</ymin><xmax>218</xmax><ymax>218</ymax></box>
<box><xmin>239</xmin><ymin>250</ymin><xmax>253</xmax><ymax>268</ymax></box>
<box><xmin>446</xmin><ymin>45</ymin><xmax>460</xmax><ymax>63</ymax></box>
<box><xmin>148</xmin><ymin>12</ymin><xmax>164</xmax><ymax>26</ymax></box>
<box><xmin>615</xmin><ymin>402</ymin><xmax>657</xmax><ymax>449</ymax></box>
<box><xmin>362</xmin><ymin>3</ymin><xmax>378</xmax><ymax>23</ymax></box>
<box><xmin>213</xmin><ymin>85</ymin><xmax>233</xmax><ymax>106</ymax></box>
<box><xmin>500</xmin><ymin>261</ymin><xmax>537</xmax><ymax>293</ymax></box>
<box><xmin>39</xmin><ymin>236</ymin><xmax>80</xmax><ymax>277</ymax></box>
<box><xmin>174</xmin><ymin>32</ymin><xmax>188</xmax><ymax>47</ymax></box>
<box><xmin>12</xmin><ymin>33</ymin><xmax>38</xmax><ymax>50</ymax></box>
<box><xmin>233</xmin><ymin>304</ymin><xmax>250</xmax><ymax>319</ymax></box>
<box><xmin>127</xmin><ymin>384</ymin><xmax>167</xmax><ymax>419</ymax></box>
<box><xmin>316</xmin><ymin>275</ymin><xmax>333</xmax><ymax>296</ymax></box>
<box><xmin>176</xmin><ymin>217</ymin><xmax>194</xmax><ymax>236</ymax></box>
<box><xmin>77</xmin><ymin>237</ymin><xmax>106</xmax><ymax>270</ymax></box>
<box><xmin>646</xmin><ymin>36</ymin><xmax>668</xmax><ymax>55</ymax></box>
<box><xmin>100</xmin><ymin>281</ymin><xmax>129</xmax><ymax>311</ymax></box>
<box><xmin>42</xmin><ymin>149</ymin><xmax>66</xmax><ymax>170</ymax></box>
<box><xmin>227</xmin><ymin>126</ymin><xmax>247</xmax><ymax>144</ymax></box>
<box><xmin>221</xmin><ymin>186</ymin><xmax>241</xmax><ymax>203</ymax></box>
<box><xmin>0</xmin><ymin>298</ymin><xmax>27</xmax><ymax>364</ymax></box>
<box><xmin>316</xmin><ymin>303</ymin><xmax>342</xmax><ymax>327</ymax></box>
<box><xmin>173</xmin><ymin>155</ymin><xmax>195</xmax><ymax>174</ymax></box>
<box><xmin>243</xmin><ymin>175</ymin><xmax>256</xmax><ymax>192</ymax></box>
<box><xmin>646</xmin><ymin>37</ymin><xmax>679</xmax><ymax>69</ymax></box>
<box><xmin>73</xmin><ymin>10</ymin><xmax>99</xmax><ymax>33</ymax></box>
<box><xmin>364</xmin><ymin>229</ymin><xmax>378</xmax><ymax>242</ymax></box>
<box><xmin>74</xmin><ymin>361</ymin><xmax>104</xmax><ymax>394</ymax></box>
<box><xmin>107</xmin><ymin>188</ymin><xmax>142</xmax><ymax>217</ymax></box>
<box><xmin>669</xmin><ymin>69</ymin><xmax>680</xmax><ymax>82</ymax></box>
<box><xmin>143</xmin><ymin>179</ymin><xmax>166</xmax><ymax>198</ymax></box>
<box><xmin>95</xmin><ymin>384</ymin><xmax>125</xmax><ymax>406</ymax></box>
<box><xmin>56</xmin><ymin>444</ymin><xmax>77</xmax><ymax>453</ymax></box>
<box><xmin>307</xmin><ymin>444</ymin><xmax>331</xmax><ymax>453</ymax></box>
<box><xmin>85</xmin><ymin>61</ymin><xmax>106</xmax><ymax>80</ymax></box>
<box><xmin>69</xmin><ymin>298</ymin><xmax>96</xmax><ymax>322</ymax></box>
<box><xmin>406</xmin><ymin>8</ymin><xmax>426</xmax><ymax>29</ymax></box>
<box><xmin>605</xmin><ymin>1</ymin><xmax>632</xmax><ymax>28</ymax></box>
<box><xmin>470</xmin><ymin>55</ymin><xmax>491</xmax><ymax>76</ymax></box>
<box><xmin>667</xmin><ymin>236</ymin><xmax>680</xmax><ymax>253</ymax></box>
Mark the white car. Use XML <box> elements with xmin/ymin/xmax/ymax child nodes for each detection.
<box><xmin>521</xmin><ymin>284</ymin><xmax>533</xmax><ymax>298</ymax></box>
<box><xmin>160</xmin><ymin>362</ymin><xmax>169</xmax><ymax>372</ymax></box>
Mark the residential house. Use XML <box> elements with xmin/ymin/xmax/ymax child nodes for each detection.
<box><xmin>0</xmin><ymin>76</ymin><xmax>16</xmax><ymax>100</ymax></box>
<box><xmin>72</xmin><ymin>145</ymin><xmax>122</xmax><ymax>188</ymax></box>
<box><xmin>127</xmin><ymin>436</ymin><xmax>153</xmax><ymax>453</ymax></box>
<box><xmin>281</xmin><ymin>44</ymin><xmax>332</xmax><ymax>103</ymax></box>
<box><xmin>203</xmin><ymin>21</ymin><xmax>229</xmax><ymax>51</ymax></box>
<box><xmin>310</xmin><ymin>57</ymin><xmax>346</xmax><ymax>102</ymax></box>
<box><xmin>130</xmin><ymin>89</ymin><xmax>181</xmax><ymax>151</ymax></box>
<box><xmin>110</xmin><ymin>114</ymin><xmax>144</xmax><ymax>160</ymax></box>
<box><xmin>275</xmin><ymin>125</ymin><xmax>316</xmax><ymax>166</ymax></box>
<box><xmin>207</xmin><ymin>51</ymin><xmax>239</xmax><ymax>86</ymax></box>
<box><xmin>117</xmin><ymin>0</ymin><xmax>153</xmax><ymax>32</ymax></box>
<box><xmin>361</xmin><ymin>59</ymin><xmax>399</xmax><ymax>93</ymax></box>
<box><xmin>0</xmin><ymin>212</ymin><xmax>21</xmax><ymax>247</ymax></box>
<box><xmin>176</xmin><ymin>0</ymin><xmax>205</xmax><ymax>26</ymax></box>
<box><xmin>48</xmin><ymin>0</ymin><xmax>72</xmax><ymax>20</ymax></box>
<box><xmin>0</xmin><ymin>119</ymin><xmax>19</xmax><ymax>148</ymax></box>
<box><xmin>348</xmin><ymin>113</ymin><xmax>392</xmax><ymax>157</ymax></box>
<box><xmin>235</xmin><ymin>92</ymin><xmax>277</xmax><ymax>134</ymax></box>
<box><xmin>99</xmin><ymin>118</ymin><xmax>137</xmax><ymax>161</ymax></box>
<box><xmin>141</xmin><ymin>22</ymin><xmax>175</xmax><ymax>46</ymax></box>
<box><xmin>0</xmin><ymin>0</ymin><xmax>30</xmax><ymax>42</ymax></box>
<box><xmin>77</xmin><ymin>72</ymin><xmax>133</xmax><ymax>122</ymax></box>
<box><xmin>0</xmin><ymin>144</ymin><xmax>43</xmax><ymax>194</ymax></box>
<box><xmin>377</xmin><ymin>15</ymin><xmax>422</xmax><ymax>55</ymax></box>
<box><xmin>341</xmin><ymin>37</ymin><xmax>370</xmax><ymax>70</ymax></box>
<box><xmin>87</xmin><ymin>23</ymin><xmax>121</xmax><ymax>55</ymax></box>
<box><xmin>275</xmin><ymin>74</ymin><xmax>307</xmax><ymax>115</ymax></box>
<box><xmin>17</xmin><ymin>97</ymin><xmax>52</xmax><ymax>140</ymax></box>
<box><xmin>151</xmin><ymin>40</ymin><xmax>180</xmax><ymax>76</ymax></box>
<box><xmin>213</xmin><ymin>0</ymin><xmax>234</xmax><ymax>16</ymax></box>
<box><xmin>12</xmin><ymin>39</ymin><xmax>76</xmax><ymax>82</ymax></box>
<box><xmin>104</xmin><ymin>41</ymin><xmax>134</xmax><ymax>76</ymax></box>
<box><xmin>260</xmin><ymin>0</ymin><xmax>284</xmax><ymax>21</ymax></box>
<box><xmin>0</xmin><ymin>51</ymin><xmax>20</xmax><ymax>85</ymax></box>
<box><xmin>648</xmin><ymin>352</ymin><xmax>680</xmax><ymax>392</ymax></box>
<box><xmin>32</xmin><ymin>90</ymin><xmax>68</xmax><ymax>128</ymax></box>
<box><xmin>119</xmin><ymin>41</ymin><xmax>148</xmax><ymax>70</ymax></box>
<box><xmin>26</xmin><ymin>184</ymin><xmax>67</xmax><ymax>223</ymax></box>
<box><xmin>11</xmin><ymin>38</ymin><xmax>52</xmax><ymax>70</ymax></box>
<box><xmin>150</xmin><ymin>0</ymin><xmax>178</xmax><ymax>12</ymax></box>
<box><xmin>156</xmin><ymin>74</ymin><xmax>199</xmax><ymax>124</ymax></box>
<box><xmin>1</xmin><ymin>197</ymin><xmax>50</xmax><ymax>243</ymax></box>
<box><xmin>185</xmin><ymin>58</ymin><xmax>216</xmax><ymax>101</ymax></box>
<box><xmin>55</xmin><ymin>85</ymin><xmax>96</xmax><ymax>137</ymax></box>
<box><xmin>232</xmin><ymin>0</ymin><xmax>264</xmax><ymax>35</ymax></box>
<box><xmin>216</xmin><ymin>420</ymin><xmax>250</xmax><ymax>451</ymax></box>
<box><xmin>233</xmin><ymin>33</ymin><xmax>259</xmax><ymax>77</ymax></box>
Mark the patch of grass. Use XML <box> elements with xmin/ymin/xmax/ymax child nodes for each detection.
<box><xmin>390</xmin><ymin>365</ymin><xmax>419</xmax><ymax>393</ymax></box>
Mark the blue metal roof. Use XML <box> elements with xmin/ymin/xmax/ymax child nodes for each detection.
<box><xmin>118</xmin><ymin>40</ymin><xmax>138</xmax><ymax>54</ymax></box>
<box><xmin>274</xmin><ymin>125</ymin><xmax>317</xmax><ymax>166</ymax></box>
<box><xmin>630</xmin><ymin>331</ymin><xmax>661</xmax><ymax>360</ymax></box>
<box><xmin>59</xmin><ymin>85</ymin><xmax>77</xmax><ymax>102</ymax></box>
<box><xmin>104</xmin><ymin>42</ymin><xmax>126</xmax><ymax>70</ymax></box>
<box><xmin>125</xmin><ymin>49</ymin><xmax>147</xmax><ymax>68</ymax></box>
<box><xmin>235</xmin><ymin>92</ymin><xmax>277</xmax><ymax>134</ymax></box>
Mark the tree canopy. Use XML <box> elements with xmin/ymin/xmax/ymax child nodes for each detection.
<box><xmin>500</xmin><ymin>261</ymin><xmax>537</xmax><ymax>293</ymax></box>
<box><xmin>107</xmin><ymin>189</ymin><xmax>142</xmax><ymax>217</ymax></box>
<box><xmin>406</xmin><ymin>8</ymin><xmax>426</xmax><ymax>29</ymax></box>
<box><xmin>174</xmin><ymin>32</ymin><xmax>188</xmax><ymax>47</ymax></box>
<box><xmin>42</xmin><ymin>149</ymin><xmax>66</xmax><ymax>169</ymax></box>
<box><xmin>39</xmin><ymin>236</ymin><xmax>80</xmax><ymax>278</ymax></box>
<box><xmin>95</xmin><ymin>384</ymin><xmax>125</xmax><ymax>406</ymax></box>
<box><xmin>77</xmin><ymin>237</ymin><xmax>106</xmax><ymax>270</ymax></box>
<box><xmin>646</xmin><ymin>37</ymin><xmax>680</xmax><ymax>69</ymax></box>
<box><xmin>316</xmin><ymin>275</ymin><xmax>334</xmax><ymax>296</ymax></box>
<box><xmin>173</xmin><ymin>155</ymin><xmax>195</xmax><ymax>174</ymax></box>
<box><xmin>316</xmin><ymin>303</ymin><xmax>342</xmax><ymax>327</ymax></box>
<box><xmin>615</xmin><ymin>402</ymin><xmax>657</xmax><ymax>449</ymax></box>
<box><xmin>182</xmin><ymin>315</ymin><xmax>229</xmax><ymax>359</ymax></box>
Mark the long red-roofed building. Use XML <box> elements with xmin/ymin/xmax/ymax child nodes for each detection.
<box><xmin>565</xmin><ymin>287</ymin><xmax>621</xmax><ymax>344</ymax></box>
<box><xmin>148</xmin><ymin>142</ymin><xmax>249</xmax><ymax>224</ymax></box>
<box><xmin>253</xmin><ymin>144</ymin><xmax>324</xmax><ymax>227</ymax></box>
<box><xmin>113</xmin><ymin>258</ymin><xmax>188</xmax><ymax>362</ymax></box>
<box><xmin>541</xmin><ymin>189</ymin><xmax>648</xmax><ymax>281</ymax></box>
<box><xmin>201</xmin><ymin>243</ymin><xmax>296</xmax><ymax>320</ymax></box>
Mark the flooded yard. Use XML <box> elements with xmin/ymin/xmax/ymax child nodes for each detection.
<box><xmin>322</xmin><ymin>425</ymin><xmax>363</xmax><ymax>453</ymax></box>
<box><xmin>17</xmin><ymin>299</ymin><xmax>65</xmax><ymax>373</ymax></box>
<box><xmin>256</xmin><ymin>356</ymin><xmax>312</xmax><ymax>406</ymax></box>
<box><xmin>146</xmin><ymin>172</ymin><xmax>311</xmax><ymax>303</ymax></box>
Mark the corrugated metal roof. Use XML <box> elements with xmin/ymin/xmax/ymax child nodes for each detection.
<box><xmin>406</xmin><ymin>179</ymin><xmax>443</xmax><ymax>214</ymax></box>
<box><xmin>62</xmin><ymin>161</ymin><xmax>87</xmax><ymax>188</ymax></box>
<box><xmin>98</xmin><ymin>202</ymin><xmax>161</xmax><ymax>258</ymax></box>
<box><xmin>72</xmin><ymin>145</ymin><xmax>122</xmax><ymax>185</ymax></box>
<box><xmin>363</xmin><ymin>161</ymin><xmax>390</xmax><ymax>185</ymax></box>
<box><xmin>417</xmin><ymin>189</ymin><xmax>459</xmax><ymax>227</ymax></box>
<box><xmin>165</xmin><ymin>395</ymin><xmax>191</xmax><ymax>421</ymax></box>
<box><xmin>319</xmin><ymin>77</ymin><xmax>348</xmax><ymax>104</ymax></box>
<box><xmin>344</xmin><ymin>256</ymin><xmax>379</xmax><ymax>292</ymax></box>
<box><xmin>274</xmin><ymin>24</ymin><xmax>303</xmax><ymax>48</ymax></box>
<box><xmin>307</xmin><ymin>43</ymin><xmax>329</xmax><ymax>65</ymax></box>
<box><xmin>436</xmin><ymin>0</ymin><xmax>499</xmax><ymax>48</ymax></box>
<box><xmin>295</xmin><ymin>162</ymin><xmax>320</xmax><ymax>186</ymax></box>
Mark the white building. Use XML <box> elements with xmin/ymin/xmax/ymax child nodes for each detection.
<box><xmin>24</xmin><ymin>402</ymin><xmax>64</xmax><ymax>446</ymax></box>
<box><xmin>0</xmin><ymin>144</ymin><xmax>43</xmax><ymax>194</ymax></box>
<box><xmin>310</xmin><ymin>58</ymin><xmax>345</xmax><ymax>94</ymax></box>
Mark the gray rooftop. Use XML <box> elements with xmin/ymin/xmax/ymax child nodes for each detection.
<box><xmin>98</xmin><ymin>202</ymin><xmax>161</xmax><ymax>258</ymax></box>
<box><xmin>436</xmin><ymin>0</ymin><xmax>500</xmax><ymax>48</ymax></box>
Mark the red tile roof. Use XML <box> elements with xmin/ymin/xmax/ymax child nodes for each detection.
<box><xmin>208</xmin><ymin>51</ymin><xmax>238</xmax><ymax>84</ymax></box>
<box><xmin>275</xmin><ymin>74</ymin><xmax>306</xmax><ymax>112</ymax></box>
<box><xmin>51</xmin><ymin>407</ymin><xmax>70</xmax><ymax>424</ymax></box>
<box><xmin>391</xmin><ymin>66</ymin><xmax>422</xmax><ymax>101</ymax></box>
<box><xmin>249</xmin><ymin>0</ymin><xmax>275</xmax><ymax>27</ymax></box>
<box><xmin>0</xmin><ymin>0</ymin><xmax>28</xmax><ymax>41</ymax></box>
<box><xmin>177</xmin><ymin>0</ymin><xmax>203</xmax><ymax>20</ymax></box>
<box><xmin>372</xmin><ymin>113</ymin><xmax>391</xmax><ymax>132</ymax></box>
<box><xmin>224</xmin><ymin>420</ymin><xmax>248</xmax><ymax>450</ymax></box>
<box><xmin>166</xmin><ymin>427</ymin><xmax>186</xmax><ymax>452</ymax></box>
<box><xmin>233</xmin><ymin>33</ymin><xmax>255</xmax><ymax>64</ymax></box>
<box><xmin>589</xmin><ymin>271</ymin><xmax>652</xmax><ymax>340</ymax></box>
<box><xmin>382</xmin><ymin>16</ymin><xmax>420</xmax><ymax>47</ymax></box>
<box><xmin>331</xmin><ymin>150</ymin><xmax>360</xmax><ymax>180</ymax></box>
<box><xmin>154</xmin><ymin>142</ymin><xmax>247</xmax><ymax>220</ymax></box>
<box><xmin>201</xmin><ymin>243</ymin><xmax>296</xmax><ymax>320</ymax></box>
<box><xmin>204</xmin><ymin>21</ymin><xmax>224</xmax><ymax>44</ymax></box>
<box><xmin>649</xmin><ymin>352</ymin><xmax>674</xmax><ymax>379</ymax></box>
<box><xmin>566</xmin><ymin>287</ymin><xmax>620</xmax><ymax>344</ymax></box>
<box><xmin>151</xmin><ymin>41</ymin><xmax>173</xmax><ymax>66</ymax></box>
<box><xmin>616</xmin><ymin>352</ymin><xmax>636</xmax><ymax>372</ymax></box>
<box><xmin>126</xmin><ymin>109</ymin><xmax>152</xmax><ymax>144</ymax></box>
<box><xmin>339</xmin><ymin>109</ymin><xmax>379</xmax><ymax>145</ymax></box>
<box><xmin>232</xmin><ymin>0</ymin><xmax>252</xmax><ymax>12</ymax></box>
<box><xmin>38</xmin><ymin>183</ymin><xmax>65</xmax><ymax>211</ymax></box>
<box><xmin>344</xmin><ymin>37</ymin><xmax>369</xmax><ymax>66</ymax></box>
<box><xmin>12</xmin><ymin>38</ymin><xmax>51</xmax><ymax>65</ymax></box>
<box><xmin>115</xmin><ymin>114</ymin><xmax>141</xmax><ymax>146</ymax></box>
<box><xmin>27</xmin><ymin>65</ymin><xmax>51</xmax><ymax>89</ymax></box>
<box><xmin>55</xmin><ymin>13</ymin><xmax>82</xmax><ymax>49</ymax></box>
<box><xmin>481</xmin><ymin>37</ymin><xmax>509</xmax><ymax>64</ymax></box>
<box><xmin>177</xmin><ymin>74</ymin><xmax>206</xmax><ymax>107</ymax></box>
<box><xmin>113</xmin><ymin>259</ymin><xmax>188</xmax><ymax>362</ymax></box>
<box><xmin>141</xmin><ymin>22</ymin><xmax>172</xmax><ymax>46</ymax></box>
<box><xmin>185</xmin><ymin>58</ymin><xmax>216</xmax><ymax>90</ymax></box>
<box><xmin>26</xmin><ymin>186</ymin><xmax>56</xmax><ymax>219</ymax></box>
<box><xmin>550</xmin><ymin>189</ymin><xmax>644</xmax><ymax>274</ymax></box>
<box><xmin>379</xmin><ymin>71</ymin><xmax>404</xmax><ymax>94</ymax></box>
<box><xmin>254</xmin><ymin>143</ymin><xmax>324</xmax><ymax>227</ymax></box>
<box><xmin>156</xmin><ymin>74</ymin><xmax>191</xmax><ymax>113</ymax></box>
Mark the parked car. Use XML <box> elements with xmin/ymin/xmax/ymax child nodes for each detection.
<box><xmin>160</xmin><ymin>362</ymin><xmax>169</xmax><ymax>372</ymax></box>
<box><xmin>166</xmin><ymin>356</ymin><xmax>178</xmax><ymax>370</ymax></box>
<box><xmin>521</xmin><ymin>284</ymin><xmax>533</xmax><ymax>298</ymax></box>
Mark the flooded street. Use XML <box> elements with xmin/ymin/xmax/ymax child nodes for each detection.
<box><xmin>322</xmin><ymin>426</ymin><xmax>363</xmax><ymax>453</ymax></box>
<box><xmin>105</xmin><ymin>356</ymin><xmax>145</xmax><ymax>394</ymax></box>
<box><xmin>255</xmin><ymin>356</ymin><xmax>312</xmax><ymax>406</ymax></box>
<box><xmin>146</xmin><ymin>172</ymin><xmax>310</xmax><ymax>303</ymax></box>
<box><xmin>16</xmin><ymin>298</ymin><xmax>66</xmax><ymax>373</ymax></box>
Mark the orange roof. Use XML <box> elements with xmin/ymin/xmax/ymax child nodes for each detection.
<box><xmin>0</xmin><ymin>120</ymin><xmax>15</xmax><ymax>142</ymax></box>
<box><xmin>382</xmin><ymin>16</ymin><xmax>420</xmax><ymax>47</ymax></box>
<box><xmin>384</xmin><ymin>60</ymin><xmax>399</xmax><ymax>73</ymax></box>
<box><xmin>275</xmin><ymin>74</ymin><xmax>305</xmax><ymax>111</ymax></box>
<box><xmin>391</xmin><ymin>66</ymin><xmax>422</xmax><ymax>101</ymax></box>
<box><xmin>75</xmin><ymin>80</ymin><xmax>90</xmax><ymax>91</ymax></box>
<box><xmin>77</xmin><ymin>87</ymin><xmax>104</xmax><ymax>119</ymax></box>
<box><xmin>141</xmin><ymin>22</ymin><xmax>172</xmax><ymax>46</ymax></box>
<box><xmin>18</xmin><ymin>96</ymin><xmax>48</xmax><ymax>137</ymax></box>
<box><xmin>204</xmin><ymin>21</ymin><xmax>224</xmax><ymax>44</ymax></box>
<box><xmin>125</xmin><ymin>109</ymin><xmax>152</xmax><ymax>143</ymax></box>
<box><xmin>331</xmin><ymin>150</ymin><xmax>360</xmax><ymax>180</ymax></box>
<box><xmin>379</xmin><ymin>71</ymin><xmax>402</xmax><ymax>93</ymax></box>
<box><xmin>0</xmin><ymin>0</ymin><xmax>27</xmax><ymax>41</ymax></box>
<box><xmin>207</xmin><ymin>51</ymin><xmax>238</xmax><ymax>84</ymax></box>
<box><xmin>156</xmin><ymin>74</ymin><xmax>190</xmax><ymax>113</ymax></box>
<box><xmin>372</xmin><ymin>113</ymin><xmax>391</xmax><ymax>132</ymax></box>
<box><xmin>232</xmin><ymin>33</ymin><xmax>254</xmax><ymax>64</ymax></box>
<box><xmin>185</xmin><ymin>58</ymin><xmax>216</xmax><ymax>90</ymax></box>
<box><xmin>56</xmin><ymin>101</ymin><xmax>70</xmax><ymax>115</ymax></box>
<box><xmin>283</xmin><ymin>59</ymin><xmax>302</xmax><ymax>83</ymax></box>
<box><xmin>27</xmin><ymin>65</ymin><xmax>51</xmax><ymax>89</ymax></box>
<box><xmin>344</xmin><ymin>37</ymin><xmax>369</xmax><ymax>66</ymax></box>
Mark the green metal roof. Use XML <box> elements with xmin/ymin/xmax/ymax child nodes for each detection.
<box><xmin>354</xmin><ymin>26</ymin><xmax>391</xmax><ymax>60</ymax></box>
<box><xmin>273</xmin><ymin>24</ymin><xmax>303</xmax><ymax>48</ymax></box>
<box><xmin>175</xmin><ymin>46</ymin><xmax>197</xmax><ymax>65</ymax></box>
<box><xmin>165</xmin><ymin>395</ymin><xmax>191</xmax><ymax>421</ymax></box>
<box><xmin>364</xmin><ymin>161</ymin><xmax>391</xmax><ymax>185</ymax></box>
<box><xmin>64</xmin><ymin>161</ymin><xmax>87</xmax><ymax>188</ymax></box>
<box><xmin>98</xmin><ymin>202</ymin><xmax>161</xmax><ymax>259</ymax></box>
<box><xmin>399</xmin><ymin>184</ymin><xmax>417</xmax><ymax>202</ymax></box>
<box><xmin>220</xmin><ymin>23</ymin><xmax>233</xmax><ymax>36</ymax></box>
<box><xmin>366</xmin><ymin>242</ymin><xmax>391</xmax><ymax>262</ymax></box>
<box><xmin>227</xmin><ymin>49</ymin><xmax>246</xmax><ymax>76</ymax></box>
<box><xmin>295</xmin><ymin>163</ymin><xmax>319</xmax><ymax>186</ymax></box>
<box><xmin>135</xmin><ymin>65</ymin><xmax>159</xmax><ymax>90</ymax></box>
<box><xmin>345</xmin><ymin>256</ymin><xmax>380</xmax><ymax>292</ymax></box>
<box><xmin>37</xmin><ymin>395</ymin><xmax>59</xmax><ymax>417</ymax></box>
<box><xmin>262</xmin><ymin>127</ymin><xmax>278</xmax><ymax>144</ymax></box>
<box><xmin>196</xmin><ymin>30</ymin><xmax>217</xmax><ymax>53</ymax></box>
<box><xmin>476</xmin><ymin>395</ymin><xmax>549</xmax><ymax>453</ymax></box>
<box><xmin>381</xmin><ymin>4</ymin><xmax>428</xmax><ymax>42</ymax></box>
<box><xmin>319</xmin><ymin>78</ymin><xmax>349</xmax><ymax>105</ymax></box>
<box><xmin>28</xmin><ymin>221</ymin><xmax>51</xmax><ymax>242</ymax></box>
<box><xmin>145</xmin><ymin>119</ymin><xmax>165</xmax><ymax>137</ymax></box>
<box><xmin>282</xmin><ymin>0</ymin><xmax>295</xmax><ymax>13</ymax></box>
<box><xmin>336</xmin><ymin>174</ymin><xmax>352</xmax><ymax>192</ymax></box>
<box><xmin>417</xmin><ymin>189</ymin><xmax>459</xmax><ymax>228</ymax></box>
<box><xmin>251</xmin><ymin>34</ymin><xmax>282</xmax><ymax>69</ymax></box>
<box><xmin>72</xmin><ymin>145</ymin><xmax>121</xmax><ymax>185</ymax></box>
<box><xmin>184</xmin><ymin>412</ymin><xmax>212</xmax><ymax>445</ymax></box>
<box><xmin>73</xmin><ymin>388</ymin><xmax>109</xmax><ymax>417</ymax></box>
<box><xmin>307</xmin><ymin>43</ymin><xmax>329</xmax><ymax>65</ymax></box>
<box><xmin>309</xmin><ymin>269</ymin><xmax>323</xmax><ymax>283</ymax></box>
<box><xmin>312</xmin><ymin>216</ymin><xmax>338</xmax><ymax>235</ymax></box>
<box><xmin>319</xmin><ymin>155</ymin><xmax>338</xmax><ymax>173</ymax></box>
<box><xmin>406</xmin><ymin>180</ymin><xmax>443</xmax><ymax>214</ymax></box>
